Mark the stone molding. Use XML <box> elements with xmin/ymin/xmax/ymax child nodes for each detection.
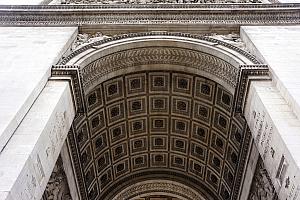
<box><xmin>63</xmin><ymin>0</ymin><xmax>262</xmax><ymax>4</ymax></box>
<box><xmin>52</xmin><ymin>65</ymin><xmax>85</xmax><ymax>114</ymax></box>
<box><xmin>81</xmin><ymin>47</ymin><xmax>238</xmax><ymax>89</ymax></box>
<box><xmin>112</xmin><ymin>180</ymin><xmax>205</xmax><ymax>200</ymax></box>
<box><xmin>60</xmin><ymin>32</ymin><xmax>260</xmax><ymax>65</ymax></box>
<box><xmin>234</xmin><ymin>64</ymin><xmax>270</xmax><ymax>113</ymax></box>
<box><xmin>0</xmin><ymin>4</ymin><xmax>299</xmax><ymax>26</ymax></box>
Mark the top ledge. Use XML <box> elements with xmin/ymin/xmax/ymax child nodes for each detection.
<box><xmin>0</xmin><ymin>3</ymin><xmax>300</xmax><ymax>9</ymax></box>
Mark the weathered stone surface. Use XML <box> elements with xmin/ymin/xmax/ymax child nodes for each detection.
<box><xmin>241</xmin><ymin>26</ymin><xmax>300</xmax><ymax>121</ymax></box>
<box><xmin>248</xmin><ymin>157</ymin><xmax>278</xmax><ymax>200</ymax></box>
<box><xmin>0</xmin><ymin>0</ymin><xmax>49</xmax><ymax>5</ymax></box>
<box><xmin>0</xmin><ymin>27</ymin><xmax>77</xmax><ymax>153</ymax></box>
<box><xmin>41</xmin><ymin>156</ymin><xmax>72</xmax><ymax>200</ymax></box>
<box><xmin>63</xmin><ymin>0</ymin><xmax>261</xmax><ymax>4</ymax></box>
<box><xmin>245</xmin><ymin>81</ymin><xmax>300</xmax><ymax>200</ymax></box>
<box><xmin>0</xmin><ymin>81</ymin><xmax>75</xmax><ymax>200</ymax></box>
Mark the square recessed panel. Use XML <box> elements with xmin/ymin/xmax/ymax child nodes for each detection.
<box><xmin>125</xmin><ymin>73</ymin><xmax>146</xmax><ymax>96</ymax></box>
<box><xmin>194</xmin><ymin>77</ymin><xmax>215</xmax><ymax>103</ymax></box>
<box><xmin>150</xmin><ymin>116</ymin><xmax>168</xmax><ymax>134</ymax></box>
<box><xmin>106</xmin><ymin>102</ymin><xmax>125</xmax><ymax>126</ymax></box>
<box><xmin>220</xmin><ymin>183</ymin><xmax>231</xmax><ymax>200</ymax></box>
<box><xmin>92</xmin><ymin>131</ymin><xmax>108</xmax><ymax>157</ymax></box>
<box><xmin>213</xmin><ymin>110</ymin><xmax>230</xmax><ymax>136</ymax></box>
<box><xmin>109</xmin><ymin>122</ymin><xmax>127</xmax><ymax>145</ymax></box>
<box><xmin>113</xmin><ymin>159</ymin><xmax>130</xmax><ymax>179</ymax></box>
<box><xmin>216</xmin><ymin>86</ymin><xmax>233</xmax><ymax>114</ymax></box>
<box><xmin>229</xmin><ymin>122</ymin><xmax>243</xmax><ymax>150</ymax></box>
<box><xmin>193</xmin><ymin>101</ymin><xmax>211</xmax><ymax>126</ymax></box>
<box><xmin>88</xmin><ymin>183</ymin><xmax>99</xmax><ymax>200</ymax></box>
<box><xmin>171</xmin><ymin>118</ymin><xmax>190</xmax><ymax>137</ymax></box>
<box><xmin>86</xmin><ymin>87</ymin><xmax>103</xmax><ymax>112</ymax></box>
<box><xmin>85</xmin><ymin>164</ymin><xmax>96</xmax><ymax>190</ymax></box>
<box><xmin>81</xmin><ymin>145</ymin><xmax>93</xmax><ymax>171</ymax></box>
<box><xmin>129</xmin><ymin>118</ymin><xmax>147</xmax><ymax>136</ymax></box>
<box><xmin>130</xmin><ymin>137</ymin><xmax>148</xmax><ymax>155</ymax></box>
<box><xmin>149</xmin><ymin>72</ymin><xmax>170</xmax><ymax>93</ymax></box>
<box><xmin>206</xmin><ymin>168</ymin><xmax>220</xmax><ymax>192</ymax></box>
<box><xmin>76</xmin><ymin>122</ymin><xmax>89</xmax><ymax>150</ymax></box>
<box><xmin>127</xmin><ymin>97</ymin><xmax>147</xmax><ymax>118</ymax></box>
<box><xmin>191</xmin><ymin>122</ymin><xmax>209</xmax><ymax>145</ymax></box>
<box><xmin>171</xmin><ymin>137</ymin><xmax>188</xmax><ymax>154</ymax></box>
<box><xmin>112</xmin><ymin>142</ymin><xmax>128</xmax><ymax>162</ymax></box>
<box><xmin>223</xmin><ymin>164</ymin><xmax>234</xmax><ymax>188</ymax></box>
<box><xmin>150</xmin><ymin>153</ymin><xmax>168</xmax><ymax>168</ymax></box>
<box><xmin>171</xmin><ymin>97</ymin><xmax>191</xmax><ymax>117</ymax></box>
<box><xmin>89</xmin><ymin>109</ymin><xmax>106</xmax><ymax>136</ymax></box>
<box><xmin>131</xmin><ymin>154</ymin><xmax>148</xmax><ymax>171</ymax></box>
<box><xmin>190</xmin><ymin>142</ymin><xmax>207</xmax><ymax>163</ymax></box>
<box><xmin>103</xmin><ymin>77</ymin><xmax>124</xmax><ymax>103</ymax></box>
<box><xmin>96</xmin><ymin>150</ymin><xmax>110</xmax><ymax>175</ymax></box>
<box><xmin>149</xmin><ymin>95</ymin><xmax>169</xmax><ymax>114</ymax></box>
<box><xmin>210</xmin><ymin>131</ymin><xmax>226</xmax><ymax>157</ymax></box>
<box><xmin>226</xmin><ymin>144</ymin><xmax>239</xmax><ymax>171</ymax></box>
<box><xmin>98</xmin><ymin>168</ymin><xmax>113</xmax><ymax>192</ymax></box>
<box><xmin>208</xmin><ymin>151</ymin><xmax>223</xmax><ymax>175</ymax></box>
<box><xmin>150</xmin><ymin>136</ymin><xmax>168</xmax><ymax>151</ymax></box>
<box><xmin>189</xmin><ymin>159</ymin><xmax>205</xmax><ymax>180</ymax></box>
<box><xmin>172</xmin><ymin>73</ymin><xmax>193</xmax><ymax>96</ymax></box>
<box><xmin>170</xmin><ymin>154</ymin><xmax>187</xmax><ymax>171</ymax></box>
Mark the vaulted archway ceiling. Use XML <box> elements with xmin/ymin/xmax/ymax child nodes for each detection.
<box><xmin>53</xmin><ymin>32</ymin><xmax>268</xmax><ymax>200</ymax></box>
<box><xmin>68</xmin><ymin>70</ymin><xmax>250</xmax><ymax>200</ymax></box>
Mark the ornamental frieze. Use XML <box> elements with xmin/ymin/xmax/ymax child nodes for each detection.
<box><xmin>62</xmin><ymin>0</ymin><xmax>262</xmax><ymax>4</ymax></box>
<box><xmin>81</xmin><ymin>47</ymin><xmax>239</xmax><ymax>90</ymax></box>
<box><xmin>0</xmin><ymin>4</ymin><xmax>299</xmax><ymax>26</ymax></box>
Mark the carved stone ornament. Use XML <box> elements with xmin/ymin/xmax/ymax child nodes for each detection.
<box><xmin>63</xmin><ymin>0</ymin><xmax>261</xmax><ymax>4</ymax></box>
<box><xmin>42</xmin><ymin>156</ymin><xmax>72</xmax><ymax>200</ymax></box>
<box><xmin>112</xmin><ymin>180</ymin><xmax>206</xmax><ymax>200</ymax></box>
<box><xmin>209</xmin><ymin>33</ymin><xmax>247</xmax><ymax>51</ymax></box>
<box><xmin>72</xmin><ymin>32</ymin><xmax>110</xmax><ymax>51</ymax></box>
<box><xmin>81</xmin><ymin>46</ymin><xmax>238</xmax><ymax>90</ymax></box>
<box><xmin>1</xmin><ymin>4</ymin><xmax>299</xmax><ymax>26</ymax></box>
<box><xmin>248</xmin><ymin>157</ymin><xmax>278</xmax><ymax>200</ymax></box>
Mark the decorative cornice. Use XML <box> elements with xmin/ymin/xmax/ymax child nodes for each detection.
<box><xmin>234</xmin><ymin>64</ymin><xmax>270</xmax><ymax>114</ymax></box>
<box><xmin>63</xmin><ymin>0</ymin><xmax>262</xmax><ymax>4</ymax></box>
<box><xmin>60</xmin><ymin>32</ymin><xmax>260</xmax><ymax>65</ymax></box>
<box><xmin>51</xmin><ymin>65</ymin><xmax>86</xmax><ymax>114</ymax></box>
<box><xmin>0</xmin><ymin>4</ymin><xmax>299</xmax><ymax>26</ymax></box>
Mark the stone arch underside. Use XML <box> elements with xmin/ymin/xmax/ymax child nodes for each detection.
<box><xmin>54</xmin><ymin>33</ymin><xmax>263</xmax><ymax>200</ymax></box>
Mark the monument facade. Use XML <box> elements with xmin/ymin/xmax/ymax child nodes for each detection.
<box><xmin>0</xmin><ymin>1</ymin><xmax>300</xmax><ymax>200</ymax></box>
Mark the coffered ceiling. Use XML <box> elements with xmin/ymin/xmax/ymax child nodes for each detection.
<box><xmin>67</xmin><ymin>70</ymin><xmax>250</xmax><ymax>200</ymax></box>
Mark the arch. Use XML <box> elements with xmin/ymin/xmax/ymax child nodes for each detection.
<box><xmin>59</xmin><ymin>32</ymin><xmax>258</xmax><ymax>200</ymax></box>
<box><xmin>112</xmin><ymin>180</ymin><xmax>206</xmax><ymax>200</ymax></box>
<box><xmin>61</xmin><ymin>32</ymin><xmax>260</xmax><ymax>94</ymax></box>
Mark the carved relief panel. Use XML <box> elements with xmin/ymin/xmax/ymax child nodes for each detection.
<box><xmin>42</xmin><ymin>156</ymin><xmax>72</xmax><ymax>200</ymax></box>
